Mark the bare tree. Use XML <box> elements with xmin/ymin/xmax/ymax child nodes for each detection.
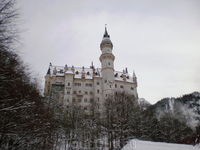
<box><xmin>0</xmin><ymin>0</ymin><xmax>20</xmax><ymax>52</ymax></box>
<box><xmin>103</xmin><ymin>92</ymin><xmax>138</xmax><ymax>149</ymax></box>
<box><xmin>0</xmin><ymin>1</ymin><xmax>60</xmax><ymax>149</ymax></box>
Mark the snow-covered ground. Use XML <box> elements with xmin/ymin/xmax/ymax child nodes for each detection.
<box><xmin>122</xmin><ymin>140</ymin><xmax>200</xmax><ymax>150</ymax></box>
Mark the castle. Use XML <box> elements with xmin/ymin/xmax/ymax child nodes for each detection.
<box><xmin>44</xmin><ymin>27</ymin><xmax>138</xmax><ymax>111</ymax></box>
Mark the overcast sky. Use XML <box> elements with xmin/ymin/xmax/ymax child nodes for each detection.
<box><xmin>18</xmin><ymin>0</ymin><xmax>200</xmax><ymax>104</ymax></box>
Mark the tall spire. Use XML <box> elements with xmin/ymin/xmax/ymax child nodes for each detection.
<box><xmin>103</xmin><ymin>24</ymin><xmax>110</xmax><ymax>38</ymax></box>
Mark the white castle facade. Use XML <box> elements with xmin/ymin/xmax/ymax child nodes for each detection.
<box><xmin>44</xmin><ymin>27</ymin><xmax>138</xmax><ymax>111</ymax></box>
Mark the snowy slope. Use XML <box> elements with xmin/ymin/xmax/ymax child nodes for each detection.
<box><xmin>122</xmin><ymin>140</ymin><xmax>200</xmax><ymax>150</ymax></box>
<box><xmin>138</xmin><ymin>98</ymin><xmax>151</xmax><ymax>105</ymax></box>
<box><xmin>147</xmin><ymin>91</ymin><xmax>200</xmax><ymax>129</ymax></box>
<box><xmin>138</xmin><ymin>98</ymin><xmax>151</xmax><ymax>110</ymax></box>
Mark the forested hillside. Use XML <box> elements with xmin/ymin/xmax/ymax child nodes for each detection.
<box><xmin>0</xmin><ymin>0</ymin><xmax>60</xmax><ymax>149</ymax></box>
<box><xmin>147</xmin><ymin>92</ymin><xmax>200</xmax><ymax>130</ymax></box>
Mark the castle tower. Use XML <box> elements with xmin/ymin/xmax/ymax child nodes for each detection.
<box><xmin>44</xmin><ymin>63</ymin><xmax>52</xmax><ymax>96</ymax></box>
<box><xmin>99</xmin><ymin>27</ymin><xmax>115</xmax><ymax>98</ymax></box>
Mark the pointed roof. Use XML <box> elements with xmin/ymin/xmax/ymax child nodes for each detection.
<box><xmin>133</xmin><ymin>70</ymin><xmax>136</xmax><ymax>77</ymax></box>
<box><xmin>103</xmin><ymin>26</ymin><xmax>110</xmax><ymax>38</ymax></box>
<box><xmin>46</xmin><ymin>63</ymin><xmax>52</xmax><ymax>75</ymax></box>
<box><xmin>100</xmin><ymin>26</ymin><xmax>113</xmax><ymax>48</ymax></box>
<box><xmin>46</xmin><ymin>67</ymin><xmax>50</xmax><ymax>75</ymax></box>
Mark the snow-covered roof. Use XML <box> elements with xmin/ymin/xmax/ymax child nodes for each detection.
<box><xmin>46</xmin><ymin>65</ymin><xmax>136</xmax><ymax>83</ymax></box>
<box><xmin>122</xmin><ymin>140</ymin><xmax>199</xmax><ymax>150</ymax></box>
<box><xmin>114</xmin><ymin>70</ymin><xmax>134</xmax><ymax>83</ymax></box>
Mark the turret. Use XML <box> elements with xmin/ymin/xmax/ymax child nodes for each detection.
<box><xmin>99</xmin><ymin>26</ymin><xmax>115</xmax><ymax>98</ymax></box>
<box><xmin>133</xmin><ymin>70</ymin><xmax>137</xmax><ymax>87</ymax></box>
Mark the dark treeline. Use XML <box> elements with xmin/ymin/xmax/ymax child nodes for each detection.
<box><xmin>53</xmin><ymin>92</ymin><xmax>196</xmax><ymax>150</ymax></box>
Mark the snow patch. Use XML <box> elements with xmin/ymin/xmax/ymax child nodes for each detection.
<box><xmin>168</xmin><ymin>98</ymin><xmax>175</xmax><ymax>113</ymax></box>
<box><xmin>138</xmin><ymin>98</ymin><xmax>151</xmax><ymax>105</ymax></box>
<box><xmin>122</xmin><ymin>140</ymin><xmax>200</xmax><ymax>150</ymax></box>
<box><xmin>180</xmin><ymin>105</ymin><xmax>199</xmax><ymax>129</ymax></box>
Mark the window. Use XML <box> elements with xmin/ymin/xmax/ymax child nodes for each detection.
<box><xmin>97</xmin><ymin>89</ymin><xmax>99</xmax><ymax>93</ymax></box>
<box><xmin>67</xmin><ymin>90</ymin><xmax>70</xmax><ymax>94</ymax></box>
<box><xmin>68</xmin><ymin>82</ymin><xmax>70</xmax><ymax>86</ymax></box>
<box><xmin>67</xmin><ymin>99</ymin><xmax>69</xmax><ymax>102</ymax></box>
<box><xmin>105</xmin><ymin>94</ymin><xmax>107</xmax><ymax>97</ymax></box>
<box><xmin>85</xmin><ymin>83</ymin><xmax>92</xmax><ymax>87</ymax></box>
<box><xmin>85</xmin><ymin>91</ymin><xmax>88</xmax><ymax>95</ymax></box>
<box><xmin>120</xmin><ymin>85</ymin><xmax>124</xmax><ymax>89</ymax></box>
<box><xmin>115</xmin><ymin>84</ymin><xmax>117</xmax><ymax>88</ymax></box>
<box><xmin>78</xmin><ymin>99</ymin><xmax>81</xmax><ymax>103</ymax></box>
<box><xmin>97</xmin><ymin>97</ymin><xmax>99</xmax><ymax>101</ymax></box>
<box><xmin>84</xmin><ymin>98</ymin><xmax>87</xmax><ymax>103</ymax></box>
<box><xmin>97</xmin><ymin>82</ymin><xmax>100</xmax><ymax>85</ymax></box>
<box><xmin>73</xmin><ymin>91</ymin><xmax>76</xmax><ymax>94</ymax></box>
<box><xmin>74</xmin><ymin>83</ymin><xmax>81</xmax><ymax>86</ymax></box>
<box><xmin>79</xmin><ymin>90</ymin><xmax>81</xmax><ymax>93</ymax></box>
<box><xmin>131</xmin><ymin>87</ymin><xmax>134</xmax><ymax>90</ymax></box>
<box><xmin>84</xmin><ymin>107</ymin><xmax>87</xmax><ymax>110</ymax></box>
<box><xmin>90</xmin><ymin>92</ymin><xmax>93</xmax><ymax>95</ymax></box>
<box><xmin>108</xmin><ymin>62</ymin><xmax>110</xmax><ymax>65</ymax></box>
<box><xmin>72</xmin><ymin>97</ymin><xmax>76</xmax><ymax>102</ymax></box>
<box><xmin>110</xmin><ymin>85</ymin><xmax>111</xmax><ymax>88</ymax></box>
<box><xmin>52</xmin><ymin>85</ymin><xmax>64</xmax><ymax>91</ymax></box>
